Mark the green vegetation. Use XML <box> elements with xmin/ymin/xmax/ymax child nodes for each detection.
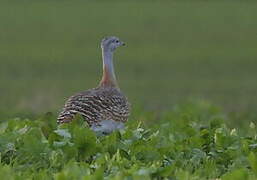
<box><xmin>1</xmin><ymin>1</ymin><xmax>257</xmax><ymax>179</ymax></box>
<box><xmin>0</xmin><ymin>102</ymin><xmax>257</xmax><ymax>179</ymax></box>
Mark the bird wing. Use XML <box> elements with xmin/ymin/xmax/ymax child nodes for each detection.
<box><xmin>57</xmin><ymin>87</ymin><xmax>130</xmax><ymax>125</ymax></box>
<box><xmin>57</xmin><ymin>88</ymin><xmax>100</xmax><ymax>124</ymax></box>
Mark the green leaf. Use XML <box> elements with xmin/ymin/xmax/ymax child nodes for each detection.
<box><xmin>248</xmin><ymin>152</ymin><xmax>257</xmax><ymax>176</ymax></box>
<box><xmin>222</xmin><ymin>168</ymin><xmax>248</xmax><ymax>180</ymax></box>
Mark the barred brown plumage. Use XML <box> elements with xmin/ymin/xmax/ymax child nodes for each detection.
<box><xmin>57</xmin><ymin>87</ymin><xmax>130</xmax><ymax>125</ymax></box>
<box><xmin>57</xmin><ymin>36</ymin><xmax>130</xmax><ymax>135</ymax></box>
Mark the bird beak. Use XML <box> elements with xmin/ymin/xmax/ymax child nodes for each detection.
<box><xmin>121</xmin><ymin>42</ymin><xmax>126</xmax><ymax>46</ymax></box>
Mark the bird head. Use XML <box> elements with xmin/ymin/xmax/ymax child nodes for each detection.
<box><xmin>101</xmin><ymin>36</ymin><xmax>125</xmax><ymax>52</ymax></box>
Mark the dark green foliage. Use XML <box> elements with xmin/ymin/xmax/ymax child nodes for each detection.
<box><xmin>1</xmin><ymin>102</ymin><xmax>257</xmax><ymax>179</ymax></box>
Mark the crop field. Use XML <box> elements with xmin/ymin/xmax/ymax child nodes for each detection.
<box><xmin>1</xmin><ymin>0</ymin><xmax>257</xmax><ymax>179</ymax></box>
<box><xmin>1</xmin><ymin>102</ymin><xmax>257</xmax><ymax>179</ymax></box>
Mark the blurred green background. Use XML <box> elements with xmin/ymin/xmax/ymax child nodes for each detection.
<box><xmin>1</xmin><ymin>1</ymin><xmax>257</xmax><ymax>117</ymax></box>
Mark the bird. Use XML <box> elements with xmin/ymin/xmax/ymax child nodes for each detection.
<box><xmin>57</xmin><ymin>36</ymin><xmax>130</xmax><ymax>135</ymax></box>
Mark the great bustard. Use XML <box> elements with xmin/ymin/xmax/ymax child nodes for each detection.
<box><xmin>58</xmin><ymin>36</ymin><xmax>130</xmax><ymax>135</ymax></box>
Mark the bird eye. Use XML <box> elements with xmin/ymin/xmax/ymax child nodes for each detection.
<box><xmin>115</xmin><ymin>40</ymin><xmax>119</xmax><ymax>43</ymax></box>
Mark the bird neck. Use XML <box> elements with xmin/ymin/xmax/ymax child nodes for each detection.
<box><xmin>99</xmin><ymin>49</ymin><xmax>118</xmax><ymax>87</ymax></box>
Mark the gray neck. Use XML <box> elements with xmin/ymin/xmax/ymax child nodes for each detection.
<box><xmin>100</xmin><ymin>48</ymin><xmax>118</xmax><ymax>87</ymax></box>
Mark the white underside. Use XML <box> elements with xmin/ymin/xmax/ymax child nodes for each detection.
<box><xmin>91</xmin><ymin>120</ymin><xmax>124</xmax><ymax>135</ymax></box>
